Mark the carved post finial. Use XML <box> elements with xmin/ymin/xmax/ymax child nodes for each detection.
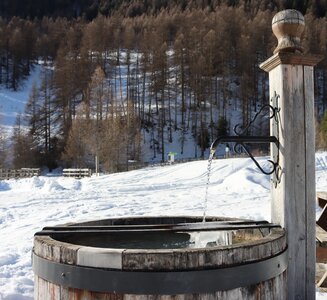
<box><xmin>272</xmin><ymin>9</ymin><xmax>305</xmax><ymax>54</ymax></box>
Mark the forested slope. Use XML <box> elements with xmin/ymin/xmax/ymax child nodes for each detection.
<box><xmin>0</xmin><ymin>0</ymin><xmax>326</xmax><ymax>171</ymax></box>
<box><xmin>1</xmin><ymin>0</ymin><xmax>326</xmax><ymax>19</ymax></box>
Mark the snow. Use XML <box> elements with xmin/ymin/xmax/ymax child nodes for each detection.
<box><xmin>0</xmin><ymin>61</ymin><xmax>325</xmax><ymax>295</ymax></box>
<box><xmin>0</xmin><ymin>66</ymin><xmax>41</xmax><ymax>131</ymax></box>
<box><xmin>0</xmin><ymin>153</ymin><xmax>327</xmax><ymax>299</ymax></box>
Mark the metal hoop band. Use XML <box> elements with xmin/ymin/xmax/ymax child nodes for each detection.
<box><xmin>33</xmin><ymin>249</ymin><xmax>287</xmax><ymax>295</ymax></box>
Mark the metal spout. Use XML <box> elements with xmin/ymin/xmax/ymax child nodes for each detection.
<box><xmin>210</xmin><ymin>135</ymin><xmax>279</xmax><ymax>153</ymax></box>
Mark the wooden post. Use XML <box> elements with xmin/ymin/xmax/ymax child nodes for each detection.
<box><xmin>260</xmin><ymin>10</ymin><xmax>322</xmax><ymax>300</ymax></box>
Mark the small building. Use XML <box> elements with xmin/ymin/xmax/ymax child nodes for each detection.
<box><xmin>167</xmin><ymin>152</ymin><xmax>177</xmax><ymax>164</ymax></box>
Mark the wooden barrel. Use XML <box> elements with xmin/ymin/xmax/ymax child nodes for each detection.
<box><xmin>33</xmin><ymin>216</ymin><xmax>287</xmax><ymax>299</ymax></box>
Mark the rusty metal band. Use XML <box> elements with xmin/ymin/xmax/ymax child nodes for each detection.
<box><xmin>33</xmin><ymin>249</ymin><xmax>287</xmax><ymax>294</ymax></box>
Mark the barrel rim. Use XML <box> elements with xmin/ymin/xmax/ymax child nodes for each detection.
<box><xmin>33</xmin><ymin>216</ymin><xmax>286</xmax><ymax>271</ymax></box>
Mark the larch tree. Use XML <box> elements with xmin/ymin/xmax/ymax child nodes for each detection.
<box><xmin>318</xmin><ymin>111</ymin><xmax>327</xmax><ymax>150</ymax></box>
<box><xmin>0</xmin><ymin>114</ymin><xmax>6</xmax><ymax>168</ymax></box>
<box><xmin>87</xmin><ymin>66</ymin><xmax>109</xmax><ymax>173</ymax></box>
<box><xmin>52</xmin><ymin>24</ymin><xmax>89</xmax><ymax>148</ymax></box>
<box><xmin>62</xmin><ymin>104</ymin><xmax>93</xmax><ymax>168</ymax></box>
<box><xmin>24</xmin><ymin>70</ymin><xmax>57</xmax><ymax>168</ymax></box>
<box><xmin>12</xmin><ymin>114</ymin><xmax>37</xmax><ymax>168</ymax></box>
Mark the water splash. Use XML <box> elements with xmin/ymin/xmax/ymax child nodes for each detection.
<box><xmin>203</xmin><ymin>148</ymin><xmax>215</xmax><ymax>222</ymax></box>
<box><xmin>189</xmin><ymin>231</ymin><xmax>232</xmax><ymax>248</ymax></box>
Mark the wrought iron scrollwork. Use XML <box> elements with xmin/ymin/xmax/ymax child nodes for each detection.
<box><xmin>233</xmin><ymin>143</ymin><xmax>277</xmax><ymax>176</ymax></box>
<box><xmin>211</xmin><ymin>92</ymin><xmax>281</xmax><ymax>185</ymax></box>
<box><xmin>233</xmin><ymin>103</ymin><xmax>280</xmax><ymax>136</ymax></box>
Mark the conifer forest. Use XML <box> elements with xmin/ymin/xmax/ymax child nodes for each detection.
<box><xmin>0</xmin><ymin>0</ymin><xmax>327</xmax><ymax>172</ymax></box>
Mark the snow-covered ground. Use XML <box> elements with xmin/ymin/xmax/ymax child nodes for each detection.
<box><xmin>1</xmin><ymin>154</ymin><xmax>327</xmax><ymax>299</ymax></box>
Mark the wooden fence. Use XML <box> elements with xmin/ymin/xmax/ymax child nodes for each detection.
<box><xmin>63</xmin><ymin>168</ymin><xmax>92</xmax><ymax>178</ymax></box>
<box><xmin>0</xmin><ymin>168</ymin><xmax>41</xmax><ymax>180</ymax></box>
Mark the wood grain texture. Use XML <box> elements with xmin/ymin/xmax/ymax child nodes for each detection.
<box><xmin>265</xmin><ymin>59</ymin><xmax>316</xmax><ymax>299</ymax></box>
<box><xmin>304</xmin><ymin>65</ymin><xmax>317</xmax><ymax>298</ymax></box>
<box><xmin>33</xmin><ymin>219</ymin><xmax>287</xmax><ymax>299</ymax></box>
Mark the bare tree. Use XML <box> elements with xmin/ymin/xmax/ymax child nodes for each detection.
<box><xmin>0</xmin><ymin>114</ymin><xmax>7</xmax><ymax>167</ymax></box>
<box><xmin>12</xmin><ymin>114</ymin><xmax>37</xmax><ymax>168</ymax></box>
<box><xmin>62</xmin><ymin>104</ymin><xmax>93</xmax><ymax>168</ymax></box>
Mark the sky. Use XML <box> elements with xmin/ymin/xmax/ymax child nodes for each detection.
<box><xmin>0</xmin><ymin>154</ymin><xmax>327</xmax><ymax>299</ymax></box>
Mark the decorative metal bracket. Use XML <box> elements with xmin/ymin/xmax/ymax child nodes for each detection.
<box><xmin>211</xmin><ymin>135</ymin><xmax>279</xmax><ymax>176</ymax></box>
<box><xmin>211</xmin><ymin>93</ymin><xmax>280</xmax><ymax>185</ymax></box>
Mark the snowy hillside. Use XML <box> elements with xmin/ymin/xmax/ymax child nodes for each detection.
<box><xmin>0</xmin><ymin>67</ymin><xmax>41</xmax><ymax>132</ymax></box>
<box><xmin>1</xmin><ymin>154</ymin><xmax>327</xmax><ymax>299</ymax></box>
<box><xmin>0</xmin><ymin>59</ymin><xmax>248</xmax><ymax>165</ymax></box>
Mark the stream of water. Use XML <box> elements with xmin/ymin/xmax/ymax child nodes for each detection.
<box><xmin>189</xmin><ymin>231</ymin><xmax>232</xmax><ymax>248</ymax></box>
<box><xmin>202</xmin><ymin>148</ymin><xmax>215</xmax><ymax>222</ymax></box>
<box><xmin>201</xmin><ymin>147</ymin><xmax>233</xmax><ymax>247</ymax></box>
